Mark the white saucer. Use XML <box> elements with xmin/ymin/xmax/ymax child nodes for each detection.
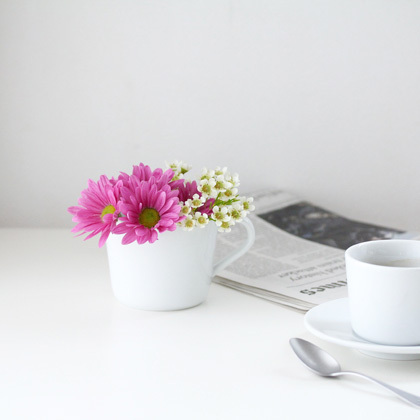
<box><xmin>304</xmin><ymin>298</ymin><xmax>420</xmax><ymax>360</ymax></box>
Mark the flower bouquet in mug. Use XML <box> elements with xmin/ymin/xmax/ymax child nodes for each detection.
<box><xmin>68</xmin><ymin>161</ymin><xmax>256</xmax><ymax>310</ymax></box>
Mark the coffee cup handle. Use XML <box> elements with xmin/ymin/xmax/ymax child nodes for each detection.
<box><xmin>212</xmin><ymin>218</ymin><xmax>255</xmax><ymax>277</ymax></box>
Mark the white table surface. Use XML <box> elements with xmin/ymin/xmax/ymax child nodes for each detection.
<box><xmin>1</xmin><ymin>228</ymin><xmax>419</xmax><ymax>420</ymax></box>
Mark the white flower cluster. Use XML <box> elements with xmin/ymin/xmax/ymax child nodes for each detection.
<box><xmin>166</xmin><ymin>160</ymin><xmax>192</xmax><ymax>180</ymax></box>
<box><xmin>169</xmin><ymin>161</ymin><xmax>255</xmax><ymax>232</ymax></box>
<box><xmin>198</xmin><ymin>167</ymin><xmax>240</xmax><ymax>201</ymax></box>
<box><xmin>178</xmin><ymin>194</ymin><xmax>209</xmax><ymax>230</ymax></box>
<box><xmin>211</xmin><ymin>197</ymin><xmax>255</xmax><ymax>232</ymax></box>
<box><xmin>180</xmin><ymin>212</ymin><xmax>210</xmax><ymax>231</ymax></box>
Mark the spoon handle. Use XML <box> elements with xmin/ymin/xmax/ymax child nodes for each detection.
<box><xmin>334</xmin><ymin>371</ymin><xmax>420</xmax><ymax>408</ymax></box>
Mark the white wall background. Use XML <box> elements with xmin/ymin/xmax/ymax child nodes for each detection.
<box><xmin>1</xmin><ymin>0</ymin><xmax>419</xmax><ymax>230</ymax></box>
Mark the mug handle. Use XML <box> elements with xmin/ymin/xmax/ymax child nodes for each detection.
<box><xmin>212</xmin><ymin>217</ymin><xmax>255</xmax><ymax>277</ymax></box>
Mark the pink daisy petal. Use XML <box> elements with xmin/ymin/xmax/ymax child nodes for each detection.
<box><xmin>121</xmin><ymin>231</ymin><xmax>137</xmax><ymax>245</ymax></box>
<box><xmin>98</xmin><ymin>230</ymin><xmax>111</xmax><ymax>248</ymax></box>
<box><xmin>153</xmin><ymin>191</ymin><xmax>166</xmax><ymax>212</ymax></box>
<box><xmin>149</xmin><ymin>229</ymin><xmax>158</xmax><ymax>243</ymax></box>
<box><xmin>113</xmin><ymin>224</ymin><xmax>128</xmax><ymax>234</ymax></box>
<box><xmin>159</xmin><ymin>198</ymin><xmax>178</xmax><ymax>215</ymax></box>
<box><xmin>135</xmin><ymin>226</ymin><xmax>148</xmax><ymax>236</ymax></box>
<box><xmin>152</xmin><ymin>168</ymin><xmax>163</xmax><ymax>179</ymax></box>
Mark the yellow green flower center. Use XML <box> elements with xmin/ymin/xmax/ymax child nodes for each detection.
<box><xmin>139</xmin><ymin>208</ymin><xmax>160</xmax><ymax>228</ymax></box>
<box><xmin>192</xmin><ymin>199</ymin><xmax>202</xmax><ymax>207</ymax></box>
<box><xmin>202</xmin><ymin>184</ymin><xmax>211</xmax><ymax>194</ymax></box>
<box><xmin>231</xmin><ymin>209</ymin><xmax>240</xmax><ymax>219</ymax></box>
<box><xmin>224</xmin><ymin>189</ymin><xmax>233</xmax><ymax>198</ymax></box>
<box><xmin>101</xmin><ymin>205</ymin><xmax>116</xmax><ymax>220</ymax></box>
<box><xmin>181</xmin><ymin>205</ymin><xmax>190</xmax><ymax>215</ymax></box>
<box><xmin>185</xmin><ymin>219</ymin><xmax>194</xmax><ymax>228</ymax></box>
<box><xmin>243</xmin><ymin>202</ymin><xmax>249</xmax><ymax>210</ymax></box>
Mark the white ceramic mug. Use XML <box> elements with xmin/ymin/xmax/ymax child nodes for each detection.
<box><xmin>106</xmin><ymin>218</ymin><xmax>255</xmax><ymax>311</ymax></box>
<box><xmin>345</xmin><ymin>239</ymin><xmax>420</xmax><ymax>345</ymax></box>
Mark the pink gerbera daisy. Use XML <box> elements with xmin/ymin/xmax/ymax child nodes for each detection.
<box><xmin>68</xmin><ymin>175</ymin><xmax>122</xmax><ymax>248</ymax></box>
<box><xmin>113</xmin><ymin>178</ymin><xmax>182</xmax><ymax>244</ymax></box>
<box><xmin>118</xmin><ymin>163</ymin><xmax>184</xmax><ymax>191</ymax></box>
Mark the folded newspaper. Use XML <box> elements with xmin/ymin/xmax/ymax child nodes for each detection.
<box><xmin>214</xmin><ymin>190</ymin><xmax>419</xmax><ymax>311</ymax></box>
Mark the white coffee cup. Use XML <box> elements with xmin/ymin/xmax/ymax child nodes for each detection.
<box><xmin>345</xmin><ymin>239</ymin><xmax>420</xmax><ymax>346</ymax></box>
<box><xmin>106</xmin><ymin>218</ymin><xmax>255</xmax><ymax>311</ymax></box>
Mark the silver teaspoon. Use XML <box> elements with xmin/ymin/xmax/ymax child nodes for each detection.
<box><xmin>289</xmin><ymin>338</ymin><xmax>420</xmax><ymax>408</ymax></box>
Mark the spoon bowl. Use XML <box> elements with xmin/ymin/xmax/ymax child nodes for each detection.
<box><xmin>289</xmin><ymin>338</ymin><xmax>420</xmax><ymax>408</ymax></box>
<box><xmin>290</xmin><ymin>337</ymin><xmax>341</xmax><ymax>376</ymax></box>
